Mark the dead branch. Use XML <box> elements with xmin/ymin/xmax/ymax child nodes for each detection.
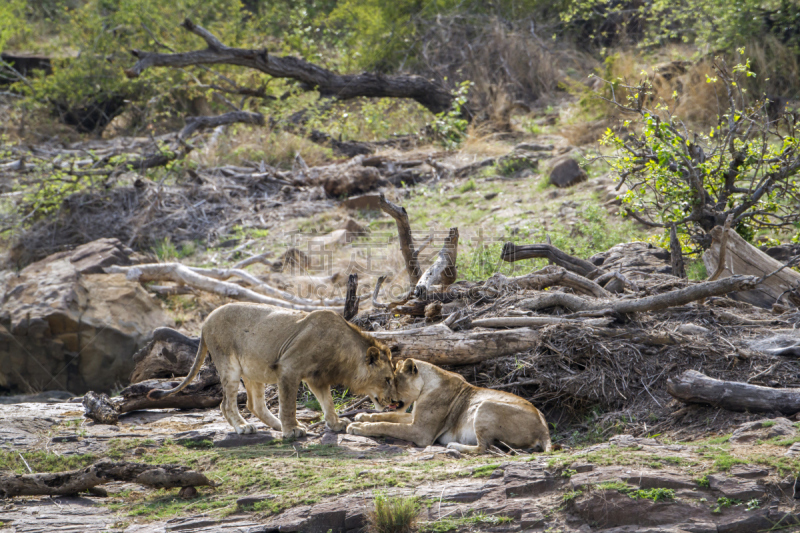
<box><xmin>380</xmin><ymin>193</ymin><xmax>423</xmax><ymax>286</ymax></box>
<box><xmin>486</xmin><ymin>266</ymin><xmax>610</xmax><ymax>298</ymax></box>
<box><xmin>469</xmin><ymin>316</ymin><xmax>613</xmax><ymax>328</ymax></box>
<box><xmin>667</xmin><ymin>369</ymin><xmax>800</xmax><ymax>415</ymax></box>
<box><xmin>83</xmin><ymin>392</ymin><xmax>119</xmax><ymax>424</ymax></box>
<box><xmin>178</xmin><ymin>110</ymin><xmax>264</xmax><ymax>141</ymax></box>
<box><xmin>106</xmin><ymin>263</ymin><xmax>341</xmax><ymax>311</ymax></box>
<box><xmin>0</xmin><ymin>461</ymin><xmax>213</xmax><ymax>497</ymax></box>
<box><xmin>232</xmin><ymin>251</ymin><xmax>275</xmax><ymax>270</ymax></box>
<box><xmin>125</xmin><ymin>18</ymin><xmax>455</xmax><ymax>115</ymax></box>
<box><xmin>372</xmin><ymin>275</ymin><xmax>388</xmax><ymax>309</ymax></box>
<box><xmin>501</xmin><ymin>242</ymin><xmax>605</xmax><ymax>280</ymax></box>
<box><xmin>415</xmin><ymin>227</ymin><xmax>459</xmax><ymax>299</ymax></box>
<box><xmin>344</xmin><ymin>273</ymin><xmax>359</xmax><ymax>321</ymax></box>
<box><xmin>707</xmin><ymin>214</ymin><xmax>733</xmax><ymax>282</ymax></box>
<box><xmin>519</xmin><ymin>275</ymin><xmax>759</xmax><ymax>314</ymax></box>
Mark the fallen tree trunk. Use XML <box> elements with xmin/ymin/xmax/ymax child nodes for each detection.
<box><xmin>125</xmin><ymin>18</ymin><xmax>456</xmax><ymax>116</ymax></box>
<box><xmin>469</xmin><ymin>316</ymin><xmax>613</xmax><ymax>328</ymax></box>
<box><xmin>501</xmin><ymin>242</ymin><xmax>604</xmax><ymax>280</ymax></box>
<box><xmin>414</xmin><ymin>227</ymin><xmax>459</xmax><ymax>299</ymax></box>
<box><xmin>0</xmin><ymin>461</ymin><xmax>213</xmax><ymax>497</ymax></box>
<box><xmin>703</xmin><ymin>226</ymin><xmax>800</xmax><ymax>309</ymax></box>
<box><xmin>106</xmin><ymin>263</ymin><xmax>341</xmax><ymax>312</ymax></box>
<box><xmin>372</xmin><ymin>324</ymin><xmax>543</xmax><ymax>365</ymax></box>
<box><xmin>667</xmin><ymin>370</ymin><xmax>800</xmax><ymax>415</ymax></box>
<box><xmin>519</xmin><ymin>275</ymin><xmax>759</xmax><ymax>314</ymax></box>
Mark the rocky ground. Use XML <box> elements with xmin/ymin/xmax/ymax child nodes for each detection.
<box><xmin>1</xmin><ymin>398</ymin><xmax>799</xmax><ymax>533</ymax></box>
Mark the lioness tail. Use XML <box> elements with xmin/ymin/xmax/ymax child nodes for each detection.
<box><xmin>147</xmin><ymin>337</ymin><xmax>208</xmax><ymax>400</ymax></box>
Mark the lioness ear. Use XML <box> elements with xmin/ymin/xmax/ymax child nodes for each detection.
<box><xmin>401</xmin><ymin>359</ymin><xmax>417</xmax><ymax>375</ymax></box>
<box><xmin>366</xmin><ymin>346</ymin><xmax>380</xmax><ymax>365</ymax></box>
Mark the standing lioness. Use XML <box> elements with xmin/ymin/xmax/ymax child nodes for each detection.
<box><xmin>149</xmin><ymin>303</ymin><xmax>396</xmax><ymax>438</ymax></box>
<box><xmin>348</xmin><ymin>359</ymin><xmax>551</xmax><ymax>453</ymax></box>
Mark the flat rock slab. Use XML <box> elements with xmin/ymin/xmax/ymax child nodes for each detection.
<box><xmin>708</xmin><ymin>474</ymin><xmax>765</xmax><ymax>500</ymax></box>
<box><xmin>621</xmin><ymin>471</ymin><xmax>698</xmax><ymax>490</ymax></box>
<box><xmin>730</xmin><ymin>417</ymin><xmax>797</xmax><ymax>444</ymax></box>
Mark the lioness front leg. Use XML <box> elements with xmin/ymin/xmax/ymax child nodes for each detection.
<box><xmin>347</xmin><ymin>422</ymin><xmax>435</xmax><ymax>447</ymax></box>
<box><xmin>354</xmin><ymin>412</ymin><xmax>413</xmax><ymax>423</ymax></box>
<box><xmin>278</xmin><ymin>376</ymin><xmax>306</xmax><ymax>439</ymax></box>
<box><xmin>306</xmin><ymin>382</ymin><xmax>347</xmax><ymax>432</ymax></box>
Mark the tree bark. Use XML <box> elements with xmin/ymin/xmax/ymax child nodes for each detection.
<box><xmin>82</xmin><ymin>392</ymin><xmax>119</xmax><ymax>425</ymax></box>
<box><xmin>703</xmin><ymin>226</ymin><xmax>800</xmax><ymax>308</ymax></box>
<box><xmin>469</xmin><ymin>316</ymin><xmax>613</xmax><ymax>328</ymax></box>
<box><xmin>501</xmin><ymin>242</ymin><xmax>605</xmax><ymax>280</ymax></box>
<box><xmin>125</xmin><ymin>18</ymin><xmax>455</xmax><ymax>115</ymax></box>
<box><xmin>380</xmin><ymin>193</ymin><xmax>422</xmax><ymax>286</ymax></box>
<box><xmin>667</xmin><ymin>370</ymin><xmax>800</xmax><ymax>415</ymax></box>
<box><xmin>344</xmin><ymin>273</ymin><xmax>359</xmax><ymax>321</ymax></box>
<box><xmin>415</xmin><ymin>227</ymin><xmax>459</xmax><ymax>299</ymax></box>
<box><xmin>0</xmin><ymin>461</ymin><xmax>213</xmax><ymax>497</ymax></box>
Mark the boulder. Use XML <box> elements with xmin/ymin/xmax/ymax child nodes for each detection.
<box><xmin>0</xmin><ymin>239</ymin><xmax>172</xmax><ymax>394</ymax></box>
<box><xmin>320</xmin><ymin>166</ymin><xmax>381</xmax><ymax>197</ymax></box>
<box><xmin>341</xmin><ymin>193</ymin><xmax>383</xmax><ymax>211</ymax></box>
<box><xmin>548</xmin><ymin>157</ymin><xmax>587</xmax><ymax>188</ymax></box>
<box><xmin>729</xmin><ymin>418</ymin><xmax>797</xmax><ymax>444</ymax></box>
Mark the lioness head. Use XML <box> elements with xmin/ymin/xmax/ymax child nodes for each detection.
<box><xmin>389</xmin><ymin>358</ymin><xmax>424</xmax><ymax>411</ymax></box>
<box><xmin>362</xmin><ymin>343</ymin><xmax>397</xmax><ymax>411</ymax></box>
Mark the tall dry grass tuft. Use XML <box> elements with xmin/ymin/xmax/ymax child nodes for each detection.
<box><xmin>367</xmin><ymin>494</ymin><xmax>419</xmax><ymax>533</ymax></box>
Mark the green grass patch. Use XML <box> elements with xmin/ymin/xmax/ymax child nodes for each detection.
<box><xmin>368</xmin><ymin>494</ymin><xmax>419</xmax><ymax>533</ymax></box>
<box><xmin>471</xmin><ymin>464</ymin><xmax>501</xmax><ymax>477</ymax></box>
<box><xmin>0</xmin><ymin>450</ymin><xmax>96</xmax><ymax>475</ymax></box>
<box><xmin>419</xmin><ymin>512</ymin><xmax>513</xmax><ymax>532</ymax></box>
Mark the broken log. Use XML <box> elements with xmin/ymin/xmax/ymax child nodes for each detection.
<box><xmin>519</xmin><ymin>275</ymin><xmax>760</xmax><ymax>314</ymax></box>
<box><xmin>415</xmin><ymin>227</ymin><xmax>459</xmax><ymax>299</ymax></box>
<box><xmin>83</xmin><ymin>392</ymin><xmax>119</xmax><ymax>425</ymax></box>
<box><xmin>344</xmin><ymin>273</ymin><xmax>359</xmax><ymax>321</ymax></box>
<box><xmin>501</xmin><ymin>242</ymin><xmax>604</xmax><ymax>280</ymax></box>
<box><xmin>106</xmin><ymin>263</ymin><xmax>341</xmax><ymax>312</ymax></box>
<box><xmin>125</xmin><ymin>19</ymin><xmax>456</xmax><ymax>116</ymax></box>
<box><xmin>669</xmin><ymin>223</ymin><xmax>687</xmax><ymax>279</ymax></box>
<box><xmin>380</xmin><ymin>193</ymin><xmax>423</xmax><ymax>286</ymax></box>
<box><xmin>667</xmin><ymin>370</ymin><xmax>800</xmax><ymax>415</ymax></box>
<box><xmin>0</xmin><ymin>461</ymin><xmax>213</xmax><ymax>498</ymax></box>
<box><xmin>130</xmin><ymin>327</ymin><xmax>200</xmax><ymax>384</ymax></box>
<box><xmin>703</xmin><ymin>226</ymin><xmax>800</xmax><ymax>309</ymax></box>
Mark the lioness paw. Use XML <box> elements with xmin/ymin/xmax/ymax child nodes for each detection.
<box><xmin>283</xmin><ymin>427</ymin><xmax>306</xmax><ymax>439</ymax></box>
<box><xmin>346</xmin><ymin>422</ymin><xmax>365</xmax><ymax>435</ymax></box>
<box><xmin>237</xmin><ymin>423</ymin><xmax>257</xmax><ymax>435</ymax></box>
<box><xmin>353</xmin><ymin>413</ymin><xmax>371</xmax><ymax>422</ymax></box>
<box><xmin>326</xmin><ymin>419</ymin><xmax>349</xmax><ymax>432</ymax></box>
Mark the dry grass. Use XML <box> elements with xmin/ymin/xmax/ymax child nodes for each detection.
<box><xmin>367</xmin><ymin>494</ymin><xmax>419</xmax><ymax>533</ymax></box>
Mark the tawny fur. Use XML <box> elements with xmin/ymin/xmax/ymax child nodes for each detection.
<box><xmin>148</xmin><ymin>303</ymin><xmax>396</xmax><ymax>438</ymax></box>
<box><xmin>347</xmin><ymin>359</ymin><xmax>551</xmax><ymax>453</ymax></box>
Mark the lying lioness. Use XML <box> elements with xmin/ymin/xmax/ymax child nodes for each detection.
<box><xmin>149</xmin><ymin>303</ymin><xmax>396</xmax><ymax>438</ymax></box>
<box><xmin>347</xmin><ymin>358</ymin><xmax>551</xmax><ymax>453</ymax></box>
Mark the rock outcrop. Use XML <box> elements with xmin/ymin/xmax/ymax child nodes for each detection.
<box><xmin>0</xmin><ymin>238</ymin><xmax>172</xmax><ymax>394</ymax></box>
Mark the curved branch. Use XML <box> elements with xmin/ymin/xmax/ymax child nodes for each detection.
<box><xmin>126</xmin><ymin>18</ymin><xmax>455</xmax><ymax>115</ymax></box>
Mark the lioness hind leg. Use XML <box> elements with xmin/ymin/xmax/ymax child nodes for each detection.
<box><xmin>469</xmin><ymin>401</ymin><xmax>550</xmax><ymax>453</ymax></box>
<box><xmin>243</xmin><ymin>377</ymin><xmax>281</xmax><ymax>431</ymax></box>
<box><xmin>221</xmin><ymin>376</ymin><xmax>256</xmax><ymax>435</ymax></box>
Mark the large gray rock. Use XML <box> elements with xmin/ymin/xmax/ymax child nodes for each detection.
<box><xmin>729</xmin><ymin>418</ymin><xmax>797</xmax><ymax>444</ymax></box>
<box><xmin>549</xmin><ymin>157</ymin><xmax>587</xmax><ymax>188</ymax></box>
<box><xmin>0</xmin><ymin>239</ymin><xmax>172</xmax><ymax>394</ymax></box>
